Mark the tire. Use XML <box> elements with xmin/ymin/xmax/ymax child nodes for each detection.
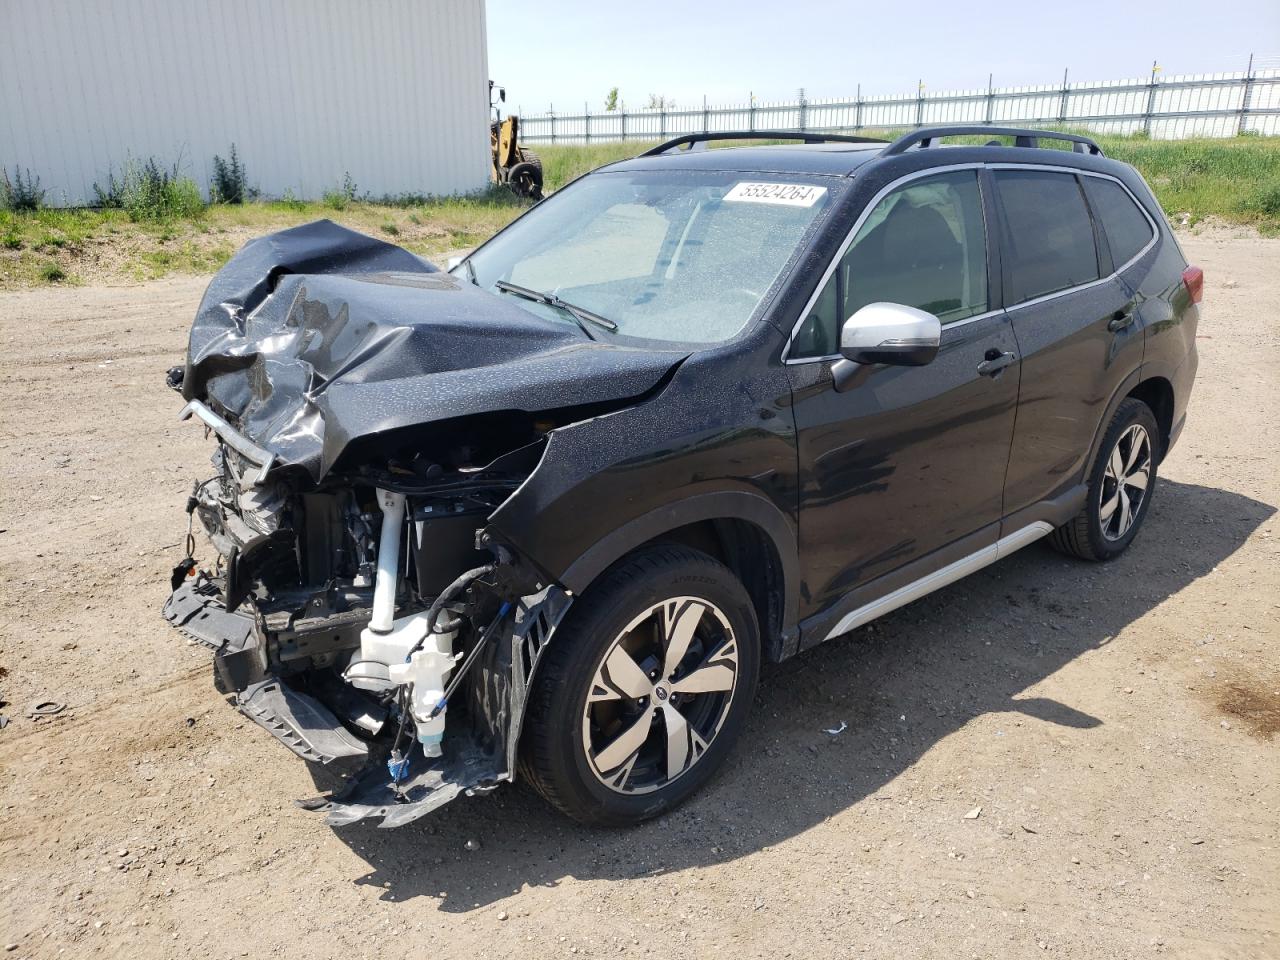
<box><xmin>520</xmin><ymin>544</ymin><xmax>760</xmax><ymax>826</ymax></box>
<box><xmin>1049</xmin><ymin>397</ymin><xmax>1161</xmax><ymax>561</ymax></box>
<box><xmin>507</xmin><ymin>154</ymin><xmax>543</xmax><ymax>200</ymax></box>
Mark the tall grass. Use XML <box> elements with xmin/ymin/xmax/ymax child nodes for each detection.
<box><xmin>1101</xmin><ymin>136</ymin><xmax>1280</xmax><ymax>227</ymax></box>
<box><xmin>533</xmin><ymin>133</ymin><xmax>1280</xmax><ymax>232</ymax></box>
<box><xmin>535</xmin><ymin>143</ymin><xmax>654</xmax><ymax>191</ymax></box>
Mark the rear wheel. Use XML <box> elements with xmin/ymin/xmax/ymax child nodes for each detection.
<box><xmin>1049</xmin><ymin>397</ymin><xmax>1160</xmax><ymax>561</ymax></box>
<box><xmin>521</xmin><ymin>545</ymin><xmax>759</xmax><ymax>826</ymax></box>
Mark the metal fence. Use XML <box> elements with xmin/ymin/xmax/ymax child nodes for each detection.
<box><xmin>518</xmin><ymin>62</ymin><xmax>1280</xmax><ymax>144</ymax></box>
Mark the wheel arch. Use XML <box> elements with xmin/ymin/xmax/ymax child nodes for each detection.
<box><xmin>558</xmin><ymin>492</ymin><xmax>800</xmax><ymax>661</ymax></box>
<box><xmin>1126</xmin><ymin>375</ymin><xmax>1175</xmax><ymax>462</ymax></box>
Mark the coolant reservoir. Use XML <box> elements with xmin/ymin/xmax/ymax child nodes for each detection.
<box><xmin>345</xmin><ymin>613</ymin><xmax>458</xmax><ymax>757</ymax></box>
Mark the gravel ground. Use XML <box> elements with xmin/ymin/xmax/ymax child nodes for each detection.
<box><xmin>0</xmin><ymin>231</ymin><xmax>1277</xmax><ymax>959</ymax></box>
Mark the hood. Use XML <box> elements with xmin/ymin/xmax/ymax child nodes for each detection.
<box><xmin>182</xmin><ymin>220</ymin><xmax>688</xmax><ymax>483</ymax></box>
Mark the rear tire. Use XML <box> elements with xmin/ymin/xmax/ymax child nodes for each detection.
<box><xmin>1049</xmin><ymin>397</ymin><xmax>1161</xmax><ymax>561</ymax></box>
<box><xmin>520</xmin><ymin>545</ymin><xmax>759</xmax><ymax>826</ymax></box>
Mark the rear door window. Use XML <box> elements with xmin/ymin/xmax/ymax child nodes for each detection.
<box><xmin>994</xmin><ymin>170</ymin><xmax>1100</xmax><ymax>305</ymax></box>
<box><xmin>790</xmin><ymin>169</ymin><xmax>988</xmax><ymax>358</ymax></box>
<box><xmin>1082</xmin><ymin>176</ymin><xmax>1155</xmax><ymax>268</ymax></box>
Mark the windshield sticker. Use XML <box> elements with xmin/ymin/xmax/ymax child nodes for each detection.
<box><xmin>723</xmin><ymin>182</ymin><xmax>827</xmax><ymax>207</ymax></box>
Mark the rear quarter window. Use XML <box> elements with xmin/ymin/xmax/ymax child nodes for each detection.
<box><xmin>995</xmin><ymin>170</ymin><xmax>1099</xmax><ymax>305</ymax></box>
<box><xmin>1082</xmin><ymin>176</ymin><xmax>1156</xmax><ymax>268</ymax></box>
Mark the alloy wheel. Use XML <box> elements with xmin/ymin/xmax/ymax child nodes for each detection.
<box><xmin>581</xmin><ymin>597</ymin><xmax>740</xmax><ymax>795</ymax></box>
<box><xmin>1099</xmin><ymin>423</ymin><xmax>1152</xmax><ymax>541</ymax></box>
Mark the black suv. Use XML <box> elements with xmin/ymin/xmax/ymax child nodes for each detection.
<box><xmin>165</xmin><ymin>126</ymin><xmax>1201</xmax><ymax>828</ymax></box>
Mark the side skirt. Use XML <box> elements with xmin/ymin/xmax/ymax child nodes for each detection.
<box><xmin>825</xmin><ymin>521</ymin><xmax>1053</xmax><ymax>641</ymax></box>
<box><xmin>802</xmin><ymin>520</ymin><xmax>1056</xmax><ymax>647</ymax></box>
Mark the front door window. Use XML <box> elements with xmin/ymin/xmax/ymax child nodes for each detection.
<box><xmin>790</xmin><ymin>170</ymin><xmax>988</xmax><ymax>359</ymax></box>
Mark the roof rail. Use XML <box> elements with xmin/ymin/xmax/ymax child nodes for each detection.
<box><xmin>640</xmin><ymin>130</ymin><xmax>888</xmax><ymax>157</ymax></box>
<box><xmin>882</xmin><ymin>126</ymin><xmax>1104</xmax><ymax>157</ymax></box>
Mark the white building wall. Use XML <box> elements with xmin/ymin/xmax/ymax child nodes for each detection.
<box><xmin>0</xmin><ymin>0</ymin><xmax>491</xmax><ymax>205</ymax></box>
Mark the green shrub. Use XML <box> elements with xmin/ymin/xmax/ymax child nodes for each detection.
<box><xmin>40</xmin><ymin>262</ymin><xmax>66</xmax><ymax>283</ymax></box>
<box><xmin>210</xmin><ymin>144</ymin><xmax>247</xmax><ymax>204</ymax></box>
<box><xmin>2</xmin><ymin>233</ymin><xmax>21</xmax><ymax>250</ymax></box>
<box><xmin>275</xmin><ymin>189</ymin><xmax>306</xmax><ymax>212</ymax></box>
<box><xmin>1</xmin><ymin>167</ymin><xmax>45</xmax><ymax>211</ymax></box>
<box><xmin>163</xmin><ymin>176</ymin><xmax>205</xmax><ymax>219</ymax></box>
<box><xmin>1241</xmin><ymin>181</ymin><xmax>1280</xmax><ymax>217</ymax></box>
<box><xmin>323</xmin><ymin>172</ymin><xmax>359</xmax><ymax>210</ymax></box>
<box><xmin>381</xmin><ymin>222</ymin><xmax>399</xmax><ymax>235</ymax></box>
<box><xmin>92</xmin><ymin>169</ymin><xmax>126</xmax><ymax>208</ymax></box>
<box><xmin>93</xmin><ymin>157</ymin><xmax>206</xmax><ymax>221</ymax></box>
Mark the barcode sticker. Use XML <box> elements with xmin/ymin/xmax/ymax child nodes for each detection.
<box><xmin>723</xmin><ymin>182</ymin><xmax>827</xmax><ymax>207</ymax></box>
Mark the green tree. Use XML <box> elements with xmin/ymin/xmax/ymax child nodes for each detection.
<box><xmin>604</xmin><ymin>87</ymin><xmax>619</xmax><ymax>112</ymax></box>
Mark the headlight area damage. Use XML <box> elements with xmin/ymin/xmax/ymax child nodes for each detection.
<box><xmin>162</xmin><ymin>221</ymin><xmax>687</xmax><ymax>827</ymax></box>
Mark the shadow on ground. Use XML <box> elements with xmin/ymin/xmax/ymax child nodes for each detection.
<box><xmin>328</xmin><ymin>479</ymin><xmax>1273</xmax><ymax>910</ymax></box>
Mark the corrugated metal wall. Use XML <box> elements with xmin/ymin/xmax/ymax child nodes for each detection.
<box><xmin>0</xmin><ymin>0</ymin><xmax>492</xmax><ymax>205</ymax></box>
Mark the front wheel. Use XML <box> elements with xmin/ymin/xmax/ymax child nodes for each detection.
<box><xmin>520</xmin><ymin>545</ymin><xmax>760</xmax><ymax>826</ymax></box>
<box><xmin>1049</xmin><ymin>397</ymin><xmax>1161</xmax><ymax>561</ymax></box>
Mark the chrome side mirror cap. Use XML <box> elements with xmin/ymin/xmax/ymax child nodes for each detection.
<box><xmin>839</xmin><ymin>302</ymin><xmax>941</xmax><ymax>367</ymax></box>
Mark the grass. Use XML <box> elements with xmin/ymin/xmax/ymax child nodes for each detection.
<box><xmin>0</xmin><ymin>190</ymin><xmax>526</xmax><ymax>289</ymax></box>
<box><xmin>2</xmin><ymin>134</ymin><xmax>1276</xmax><ymax>290</ymax></box>
<box><xmin>1101</xmin><ymin>136</ymin><xmax>1280</xmax><ymax>229</ymax></box>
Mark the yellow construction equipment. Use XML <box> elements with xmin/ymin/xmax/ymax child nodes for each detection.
<box><xmin>489</xmin><ymin>82</ymin><xmax>543</xmax><ymax>200</ymax></box>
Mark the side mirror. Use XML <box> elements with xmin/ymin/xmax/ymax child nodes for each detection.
<box><xmin>840</xmin><ymin>302</ymin><xmax>941</xmax><ymax>367</ymax></box>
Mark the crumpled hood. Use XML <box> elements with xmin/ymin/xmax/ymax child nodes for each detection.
<box><xmin>182</xmin><ymin>220</ymin><xmax>688</xmax><ymax>482</ymax></box>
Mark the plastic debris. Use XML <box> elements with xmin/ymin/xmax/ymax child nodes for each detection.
<box><xmin>824</xmin><ymin>721</ymin><xmax>848</xmax><ymax>736</ymax></box>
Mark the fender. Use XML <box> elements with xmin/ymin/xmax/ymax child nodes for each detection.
<box><xmin>559</xmin><ymin>490</ymin><xmax>802</xmax><ymax>658</ymax></box>
<box><xmin>1081</xmin><ymin>365</ymin><xmax>1144</xmax><ymax>482</ymax></box>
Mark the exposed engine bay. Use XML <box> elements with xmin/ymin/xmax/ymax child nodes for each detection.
<box><xmin>162</xmin><ymin>220</ymin><xmax>687</xmax><ymax>826</ymax></box>
<box><xmin>166</xmin><ymin>422</ymin><xmax>568</xmax><ymax>827</ymax></box>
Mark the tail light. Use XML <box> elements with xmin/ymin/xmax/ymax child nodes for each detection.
<box><xmin>1182</xmin><ymin>265</ymin><xmax>1204</xmax><ymax>304</ymax></box>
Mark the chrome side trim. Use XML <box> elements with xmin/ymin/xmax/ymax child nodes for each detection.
<box><xmin>179</xmin><ymin>399</ymin><xmax>276</xmax><ymax>486</ymax></box>
<box><xmin>783</xmin><ymin>162</ymin><xmax>1159</xmax><ymax>365</ymax></box>
<box><xmin>824</xmin><ymin>521</ymin><xmax>1054</xmax><ymax>640</ymax></box>
<box><xmin>994</xmin><ymin>520</ymin><xmax>1056</xmax><ymax>558</ymax></box>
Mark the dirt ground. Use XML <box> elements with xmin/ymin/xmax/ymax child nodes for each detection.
<box><xmin>1</xmin><ymin>231</ymin><xmax>1277</xmax><ymax>960</ymax></box>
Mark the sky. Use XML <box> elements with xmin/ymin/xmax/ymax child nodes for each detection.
<box><xmin>486</xmin><ymin>0</ymin><xmax>1278</xmax><ymax>115</ymax></box>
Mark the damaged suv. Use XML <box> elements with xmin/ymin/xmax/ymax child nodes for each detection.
<box><xmin>165</xmin><ymin>127</ymin><xmax>1200</xmax><ymax>828</ymax></box>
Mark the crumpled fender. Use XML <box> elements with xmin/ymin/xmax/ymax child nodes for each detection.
<box><xmin>486</xmin><ymin>342</ymin><xmax>803</xmax><ymax>651</ymax></box>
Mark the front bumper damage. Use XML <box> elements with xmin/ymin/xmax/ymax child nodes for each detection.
<box><xmin>165</xmin><ymin>567</ymin><xmax>571</xmax><ymax>827</ymax></box>
<box><xmin>160</xmin><ymin>220</ymin><xmax>684</xmax><ymax>827</ymax></box>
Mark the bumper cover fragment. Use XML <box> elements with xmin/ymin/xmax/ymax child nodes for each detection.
<box><xmin>163</xmin><ymin>574</ymin><xmax>254</xmax><ymax>652</ymax></box>
<box><xmin>236</xmin><ymin>679</ymin><xmax>369</xmax><ymax>765</ymax></box>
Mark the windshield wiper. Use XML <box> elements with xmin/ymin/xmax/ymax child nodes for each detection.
<box><xmin>494</xmin><ymin>280</ymin><xmax>618</xmax><ymax>337</ymax></box>
<box><xmin>462</xmin><ymin>257</ymin><xmax>478</xmax><ymax>286</ymax></box>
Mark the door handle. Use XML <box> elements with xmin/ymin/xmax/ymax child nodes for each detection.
<box><xmin>977</xmin><ymin>349</ymin><xmax>1017</xmax><ymax>377</ymax></box>
<box><xmin>1107</xmin><ymin>310</ymin><xmax>1135</xmax><ymax>333</ymax></box>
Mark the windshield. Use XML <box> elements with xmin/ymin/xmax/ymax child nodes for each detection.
<box><xmin>464</xmin><ymin>170</ymin><xmax>834</xmax><ymax>345</ymax></box>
